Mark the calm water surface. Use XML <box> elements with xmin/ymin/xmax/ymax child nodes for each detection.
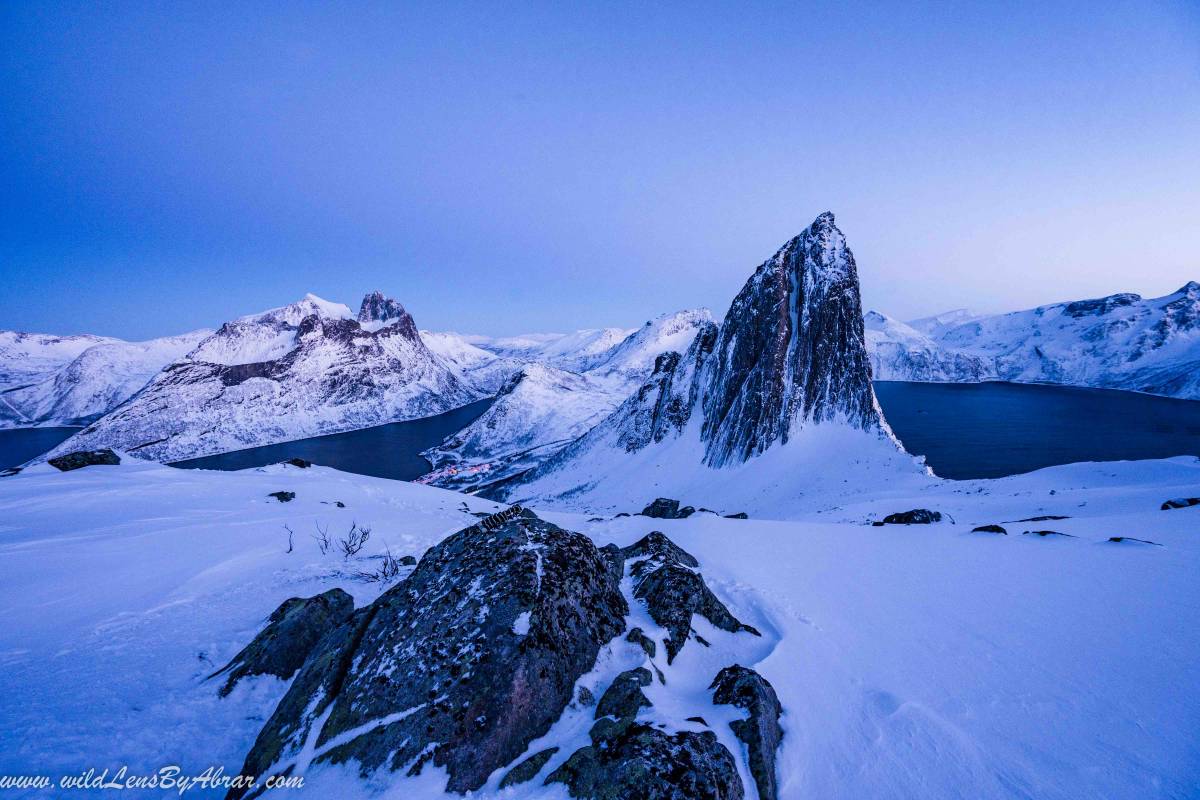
<box><xmin>171</xmin><ymin>399</ymin><xmax>493</xmax><ymax>479</ymax></box>
<box><xmin>4</xmin><ymin>385</ymin><xmax>1199</xmax><ymax>481</ymax></box>
<box><xmin>874</xmin><ymin>381</ymin><xmax>1200</xmax><ymax>479</ymax></box>
<box><xmin>0</xmin><ymin>427</ymin><xmax>79</xmax><ymax>469</ymax></box>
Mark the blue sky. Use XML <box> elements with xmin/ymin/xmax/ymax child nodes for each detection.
<box><xmin>3</xmin><ymin>1</ymin><xmax>1198</xmax><ymax>340</ymax></box>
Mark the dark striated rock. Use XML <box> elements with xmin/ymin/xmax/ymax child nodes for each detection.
<box><xmin>546</xmin><ymin>717</ymin><xmax>743</xmax><ymax>800</ymax></box>
<box><xmin>499</xmin><ymin>747</ymin><xmax>559</xmax><ymax>789</ymax></box>
<box><xmin>1107</xmin><ymin>537</ymin><xmax>1163</xmax><ymax>546</ymax></box>
<box><xmin>357</xmin><ymin>290</ymin><xmax>418</xmax><ymax>336</ymax></box>
<box><xmin>598</xmin><ymin>543</ymin><xmax>626</xmax><ymax>585</ymax></box>
<box><xmin>634</xmin><ymin>563</ymin><xmax>760</xmax><ymax>664</ymax></box>
<box><xmin>267</xmin><ymin>491</ymin><xmax>295</xmax><ymax>503</ymax></box>
<box><xmin>209</xmin><ymin>589</ymin><xmax>353</xmax><ymax>697</ymax></box>
<box><xmin>595</xmin><ymin>668</ymin><xmax>653</xmax><ymax>721</ymax></box>
<box><xmin>880</xmin><ymin>509</ymin><xmax>942</xmax><ymax>525</ymax></box>
<box><xmin>639</xmin><ymin>498</ymin><xmax>696</xmax><ymax>519</ymax></box>
<box><xmin>621</xmin><ymin>531</ymin><xmax>700</xmax><ymax>568</ymax></box>
<box><xmin>577</xmin><ymin>686</ymin><xmax>596</xmax><ymax>707</ymax></box>
<box><xmin>710</xmin><ymin>665</ymin><xmax>783</xmax><ymax>800</ymax></box>
<box><xmin>1161</xmin><ymin>497</ymin><xmax>1200</xmax><ymax>510</ymax></box>
<box><xmin>48</xmin><ymin>449</ymin><xmax>120</xmax><ymax>472</ymax></box>
<box><xmin>282</xmin><ymin>457</ymin><xmax>311</xmax><ymax>468</ymax></box>
<box><xmin>228</xmin><ymin>509</ymin><xmax>627</xmax><ymax>798</ymax></box>
<box><xmin>626</xmin><ymin>627</ymin><xmax>657</xmax><ymax>659</ymax></box>
<box><xmin>699</xmin><ymin>212</ymin><xmax>880</xmax><ymax>466</ymax></box>
<box><xmin>971</xmin><ymin>524</ymin><xmax>1007</xmax><ymax>535</ymax></box>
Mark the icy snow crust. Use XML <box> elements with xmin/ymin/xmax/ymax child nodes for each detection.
<box><xmin>1</xmin><ymin>456</ymin><xmax>1198</xmax><ymax>799</ymax></box>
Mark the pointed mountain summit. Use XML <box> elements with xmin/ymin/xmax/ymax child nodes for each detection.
<box><xmin>494</xmin><ymin>213</ymin><xmax>924</xmax><ymax>513</ymax></box>
<box><xmin>358</xmin><ymin>290</ymin><xmax>417</xmax><ymax>334</ymax></box>
<box><xmin>698</xmin><ymin>211</ymin><xmax>880</xmax><ymax>465</ymax></box>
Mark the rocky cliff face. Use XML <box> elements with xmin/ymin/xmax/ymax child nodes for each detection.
<box><xmin>44</xmin><ymin>293</ymin><xmax>477</xmax><ymax>462</ymax></box>
<box><xmin>493</xmin><ymin>213</ymin><xmax>912</xmax><ymax>510</ymax></box>
<box><xmin>698</xmin><ymin>212</ymin><xmax>880</xmax><ymax>466</ymax></box>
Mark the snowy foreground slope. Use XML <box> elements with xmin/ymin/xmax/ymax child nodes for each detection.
<box><xmin>1</xmin><ymin>457</ymin><xmax>1198</xmax><ymax>799</ymax></box>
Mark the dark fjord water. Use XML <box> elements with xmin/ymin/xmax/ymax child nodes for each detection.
<box><xmin>0</xmin><ymin>427</ymin><xmax>80</xmax><ymax>469</ymax></box>
<box><xmin>874</xmin><ymin>381</ymin><xmax>1200</xmax><ymax>479</ymax></box>
<box><xmin>170</xmin><ymin>398</ymin><xmax>494</xmax><ymax>478</ymax></box>
<box><xmin>3</xmin><ymin>384</ymin><xmax>1199</xmax><ymax>480</ymax></box>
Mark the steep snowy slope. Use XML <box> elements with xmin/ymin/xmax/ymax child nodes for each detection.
<box><xmin>420</xmin><ymin>364</ymin><xmax>626</xmax><ymax>491</ymax></box>
<box><xmin>420</xmin><ymin>310</ymin><xmax>714</xmax><ymax>490</ymax></box>
<box><xmin>1</xmin><ymin>453</ymin><xmax>1197</xmax><ymax>800</ymax></box>
<box><xmin>0</xmin><ymin>330</ymin><xmax>211</xmax><ymax>427</ymax></box>
<box><xmin>865</xmin><ymin>311</ymin><xmax>993</xmax><ymax>382</ymax></box>
<box><xmin>0</xmin><ymin>331</ymin><xmax>119</xmax><ymax>391</ymax></box>
<box><xmin>419</xmin><ymin>330</ymin><xmax>520</xmax><ymax>394</ymax></box>
<box><xmin>44</xmin><ymin>293</ymin><xmax>478</xmax><ymax>462</ymax></box>
<box><xmin>467</xmin><ymin>326</ymin><xmax>637</xmax><ymax>372</ymax></box>
<box><xmin>500</xmin><ymin>212</ymin><xmax>924</xmax><ymax>513</ymax></box>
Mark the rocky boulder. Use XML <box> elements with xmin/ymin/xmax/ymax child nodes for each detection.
<box><xmin>209</xmin><ymin>589</ymin><xmax>353</xmax><ymax>697</ymax></box>
<box><xmin>546</xmin><ymin>717</ymin><xmax>744</xmax><ymax>800</ymax></box>
<box><xmin>1161</xmin><ymin>497</ymin><xmax>1200</xmax><ymax>510</ymax></box>
<box><xmin>640</xmin><ymin>498</ymin><xmax>696</xmax><ymax>519</ymax></box>
<box><xmin>711</xmin><ymin>665</ymin><xmax>783</xmax><ymax>800</ymax></box>
<box><xmin>47</xmin><ymin>448</ymin><xmax>120</xmax><ymax>471</ymax></box>
<box><xmin>971</xmin><ymin>524</ymin><xmax>1007</xmax><ymax>535</ymax></box>
<box><xmin>623</xmin><ymin>532</ymin><xmax>759</xmax><ymax>664</ymax></box>
<box><xmin>877</xmin><ymin>508</ymin><xmax>942</xmax><ymax>525</ymax></box>
<box><xmin>228</xmin><ymin>508</ymin><xmax>627</xmax><ymax>797</ymax></box>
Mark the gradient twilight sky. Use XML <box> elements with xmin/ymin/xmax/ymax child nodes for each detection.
<box><xmin>2</xmin><ymin>2</ymin><xmax>1199</xmax><ymax>341</ymax></box>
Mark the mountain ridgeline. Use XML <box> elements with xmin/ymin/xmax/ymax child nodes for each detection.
<box><xmin>493</xmin><ymin>212</ymin><xmax>897</xmax><ymax>504</ymax></box>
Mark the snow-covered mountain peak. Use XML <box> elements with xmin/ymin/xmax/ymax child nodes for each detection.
<box><xmin>357</xmin><ymin>290</ymin><xmax>416</xmax><ymax>334</ymax></box>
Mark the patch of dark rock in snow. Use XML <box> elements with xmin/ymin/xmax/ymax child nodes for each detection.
<box><xmin>639</xmin><ymin>498</ymin><xmax>696</xmax><ymax>519</ymax></box>
<box><xmin>209</xmin><ymin>589</ymin><xmax>353</xmax><ymax>697</ymax></box>
<box><xmin>282</xmin><ymin>457</ymin><xmax>311</xmax><ymax>468</ymax></box>
<box><xmin>626</xmin><ymin>627</ymin><xmax>656</xmax><ymax>659</ymax></box>
<box><xmin>267</xmin><ymin>491</ymin><xmax>295</xmax><ymax>503</ymax></box>
<box><xmin>971</xmin><ymin>524</ymin><xmax>1007</xmax><ymax>535</ymax></box>
<box><xmin>595</xmin><ymin>667</ymin><xmax>654</xmax><ymax>720</ymax></box>
<box><xmin>1022</xmin><ymin>530</ymin><xmax>1076</xmax><ymax>538</ymax></box>
<box><xmin>227</xmin><ymin>508</ymin><xmax>626</xmax><ymax>798</ymax></box>
<box><xmin>47</xmin><ymin>448</ymin><xmax>120</xmax><ymax>471</ymax></box>
<box><xmin>499</xmin><ymin>747</ymin><xmax>559</xmax><ymax>789</ymax></box>
<box><xmin>1009</xmin><ymin>514</ymin><xmax>1071</xmax><ymax>522</ymax></box>
<box><xmin>622</xmin><ymin>533</ymin><xmax>759</xmax><ymax>664</ymax></box>
<box><xmin>687</xmin><ymin>716</ymin><xmax>710</xmax><ymax>726</ymax></box>
<box><xmin>1161</xmin><ymin>498</ymin><xmax>1200</xmax><ymax>510</ymax></box>
<box><xmin>1107</xmin><ymin>537</ymin><xmax>1163</xmax><ymax>546</ymax></box>
<box><xmin>711</xmin><ymin>665</ymin><xmax>783</xmax><ymax>800</ymax></box>
<box><xmin>724</xmin><ymin>512</ymin><xmax>749</xmax><ymax>519</ymax></box>
<box><xmin>621</xmin><ymin>531</ymin><xmax>700</xmax><ymax>569</ymax></box>
<box><xmin>397</xmin><ymin>555</ymin><xmax>416</xmax><ymax>566</ymax></box>
<box><xmin>877</xmin><ymin>509</ymin><xmax>942</xmax><ymax>525</ymax></box>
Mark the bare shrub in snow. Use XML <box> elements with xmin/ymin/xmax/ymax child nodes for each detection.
<box><xmin>338</xmin><ymin>522</ymin><xmax>371</xmax><ymax>559</ymax></box>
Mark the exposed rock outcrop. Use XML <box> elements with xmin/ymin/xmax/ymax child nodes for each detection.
<box><xmin>710</xmin><ymin>665</ymin><xmax>784</xmax><ymax>800</ymax></box>
<box><xmin>639</xmin><ymin>498</ymin><xmax>696</xmax><ymax>519</ymax></box>
<box><xmin>228</xmin><ymin>509</ymin><xmax>627</xmax><ymax>797</ymax></box>
<box><xmin>210</xmin><ymin>589</ymin><xmax>353</xmax><ymax>697</ymax></box>
<box><xmin>47</xmin><ymin>449</ymin><xmax>120</xmax><ymax>471</ymax></box>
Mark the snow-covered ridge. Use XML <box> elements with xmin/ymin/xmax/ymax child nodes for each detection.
<box><xmin>869</xmin><ymin>281</ymin><xmax>1200</xmax><ymax>398</ymax></box>
<box><xmin>42</xmin><ymin>292</ymin><xmax>478</xmax><ymax>462</ymax></box>
<box><xmin>418</xmin><ymin>310</ymin><xmax>715</xmax><ymax>490</ymax></box>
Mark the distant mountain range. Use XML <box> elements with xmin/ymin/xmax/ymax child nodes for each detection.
<box><xmin>4</xmin><ymin>242</ymin><xmax>1196</xmax><ymax>482</ymax></box>
<box><xmin>867</xmin><ymin>281</ymin><xmax>1200</xmax><ymax>398</ymax></box>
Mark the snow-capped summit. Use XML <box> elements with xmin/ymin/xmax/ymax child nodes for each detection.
<box><xmin>45</xmin><ymin>292</ymin><xmax>478</xmax><ymax>462</ymax></box>
<box><xmin>357</xmin><ymin>290</ymin><xmax>415</xmax><ymax>333</ymax></box>
<box><xmin>495</xmin><ymin>213</ymin><xmax>923</xmax><ymax>512</ymax></box>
